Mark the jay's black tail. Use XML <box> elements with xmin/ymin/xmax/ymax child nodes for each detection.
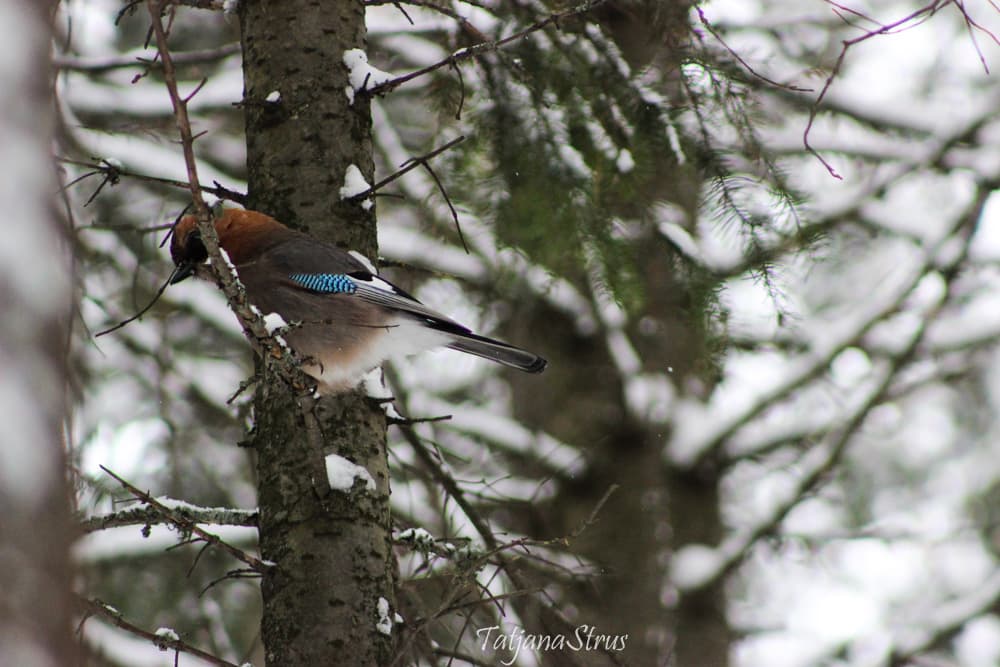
<box><xmin>446</xmin><ymin>332</ymin><xmax>547</xmax><ymax>373</ymax></box>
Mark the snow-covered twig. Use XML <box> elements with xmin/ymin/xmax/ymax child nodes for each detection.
<box><xmin>78</xmin><ymin>596</ymin><xmax>239</xmax><ymax>667</ymax></box>
<box><xmin>80</xmin><ymin>503</ymin><xmax>258</xmax><ymax>534</ymax></box>
<box><xmin>100</xmin><ymin>465</ymin><xmax>267</xmax><ymax>572</ymax></box>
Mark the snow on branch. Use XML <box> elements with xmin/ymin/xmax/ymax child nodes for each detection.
<box><xmin>672</xmin><ymin>182</ymin><xmax>988</xmax><ymax>594</ymax></box>
<box><xmin>100</xmin><ymin>465</ymin><xmax>267</xmax><ymax>572</ymax></box>
<box><xmin>888</xmin><ymin>569</ymin><xmax>1000</xmax><ymax>666</ymax></box>
<box><xmin>668</xmin><ymin>175</ymin><xmax>995</xmax><ymax>468</ymax></box>
<box><xmin>78</xmin><ymin>596</ymin><xmax>239</xmax><ymax>667</ymax></box>
<box><xmin>80</xmin><ymin>502</ymin><xmax>257</xmax><ymax>534</ymax></box>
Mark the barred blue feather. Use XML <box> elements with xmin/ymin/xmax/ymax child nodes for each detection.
<box><xmin>289</xmin><ymin>273</ymin><xmax>357</xmax><ymax>294</ymax></box>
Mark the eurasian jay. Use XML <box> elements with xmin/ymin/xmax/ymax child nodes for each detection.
<box><xmin>169</xmin><ymin>209</ymin><xmax>546</xmax><ymax>393</ymax></box>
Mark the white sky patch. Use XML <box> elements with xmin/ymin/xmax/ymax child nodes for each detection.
<box><xmin>343</xmin><ymin>48</ymin><xmax>394</xmax><ymax>104</ymax></box>
<box><xmin>324</xmin><ymin>454</ymin><xmax>375</xmax><ymax>492</ymax></box>
<box><xmin>223</xmin><ymin>0</ymin><xmax>239</xmax><ymax>15</ymax></box>
<box><xmin>361</xmin><ymin>368</ymin><xmax>394</xmax><ymax>406</ymax></box>
<box><xmin>80</xmin><ymin>417</ymin><xmax>170</xmax><ymax>478</ymax></box>
<box><xmin>376</xmin><ymin>597</ymin><xmax>393</xmax><ymax>636</ymax></box>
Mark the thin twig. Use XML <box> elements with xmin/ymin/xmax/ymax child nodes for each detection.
<box><xmin>695</xmin><ymin>7</ymin><xmax>811</xmax><ymax>93</ymax></box>
<box><xmin>364</xmin><ymin>0</ymin><xmax>609</xmax><ymax>96</ymax></box>
<box><xmin>94</xmin><ymin>272</ymin><xmax>174</xmax><ymax>337</ymax></box>
<box><xmin>77</xmin><ymin>596</ymin><xmax>239</xmax><ymax>667</ymax></box>
<box><xmin>57</xmin><ymin>157</ymin><xmax>247</xmax><ymax>204</ymax></box>
<box><xmin>805</xmin><ymin>0</ymin><xmax>953</xmax><ymax>179</ymax></box>
<box><xmin>388</xmin><ymin>414</ymin><xmax>453</xmax><ymax>426</ymax></box>
<box><xmin>417</xmin><ymin>159</ymin><xmax>468</xmax><ymax>253</ymax></box>
<box><xmin>146</xmin><ymin>0</ymin><xmax>211</xmax><ymax>218</ymax></box>
<box><xmin>53</xmin><ymin>43</ymin><xmax>240</xmax><ymax>73</ymax></box>
<box><xmin>350</xmin><ymin>135</ymin><xmax>465</xmax><ymax>200</ymax></box>
<box><xmin>100</xmin><ymin>465</ymin><xmax>266</xmax><ymax>572</ymax></box>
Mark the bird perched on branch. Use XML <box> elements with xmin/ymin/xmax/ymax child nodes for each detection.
<box><xmin>169</xmin><ymin>209</ymin><xmax>546</xmax><ymax>393</ymax></box>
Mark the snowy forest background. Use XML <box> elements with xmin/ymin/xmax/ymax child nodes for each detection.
<box><xmin>5</xmin><ymin>0</ymin><xmax>1000</xmax><ymax>665</ymax></box>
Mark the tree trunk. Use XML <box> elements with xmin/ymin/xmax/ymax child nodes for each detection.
<box><xmin>509</xmin><ymin>3</ymin><xmax>732</xmax><ymax>664</ymax></box>
<box><xmin>0</xmin><ymin>1</ymin><xmax>75</xmax><ymax>665</ymax></box>
<box><xmin>239</xmin><ymin>2</ymin><xmax>396</xmax><ymax>664</ymax></box>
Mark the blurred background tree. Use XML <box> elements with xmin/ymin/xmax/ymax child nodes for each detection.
<box><xmin>54</xmin><ymin>0</ymin><xmax>1000</xmax><ymax>665</ymax></box>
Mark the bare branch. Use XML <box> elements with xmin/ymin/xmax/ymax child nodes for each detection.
<box><xmin>57</xmin><ymin>157</ymin><xmax>247</xmax><ymax>205</ymax></box>
<box><xmin>804</xmin><ymin>0</ymin><xmax>955</xmax><ymax>179</ymax></box>
<box><xmin>694</xmin><ymin>6</ymin><xmax>812</xmax><ymax>93</ymax></box>
<box><xmin>53</xmin><ymin>43</ymin><xmax>240</xmax><ymax>73</ymax></box>
<box><xmin>416</xmin><ymin>158</ymin><xmax>468</xmax><ymax>253</ymax></box>
<box><xmin>350</xmin><ymin>135</ymin><xmax>465</xmax><ymax>200</ymax></box>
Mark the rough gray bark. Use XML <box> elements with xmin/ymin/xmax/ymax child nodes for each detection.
<box><xmin>239</xmin><ymin>2</ymin><xmax>396</xmax><ymax>665</ymax></box>
<box><xmin>0</xmin><ymin>1</ymin><xmax>75</xmax><ymax>665</ymax></box>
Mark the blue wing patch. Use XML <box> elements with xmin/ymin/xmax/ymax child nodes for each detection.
<box><xmin>289</xmin><ymin>273</ymin><xmax>358</xmax><ymax>294</ymax></box>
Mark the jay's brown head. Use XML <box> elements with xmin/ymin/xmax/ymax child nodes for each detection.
<box><xmin>170</xmin><ymin>209</ymin><xmax>289</xmax><ymax>283</ymax></box>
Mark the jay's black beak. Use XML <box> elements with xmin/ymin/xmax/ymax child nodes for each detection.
<box><xmin>169</xmin><ymin>262</ymin><xmax>195</xmax><ymax>285</ymax></box>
